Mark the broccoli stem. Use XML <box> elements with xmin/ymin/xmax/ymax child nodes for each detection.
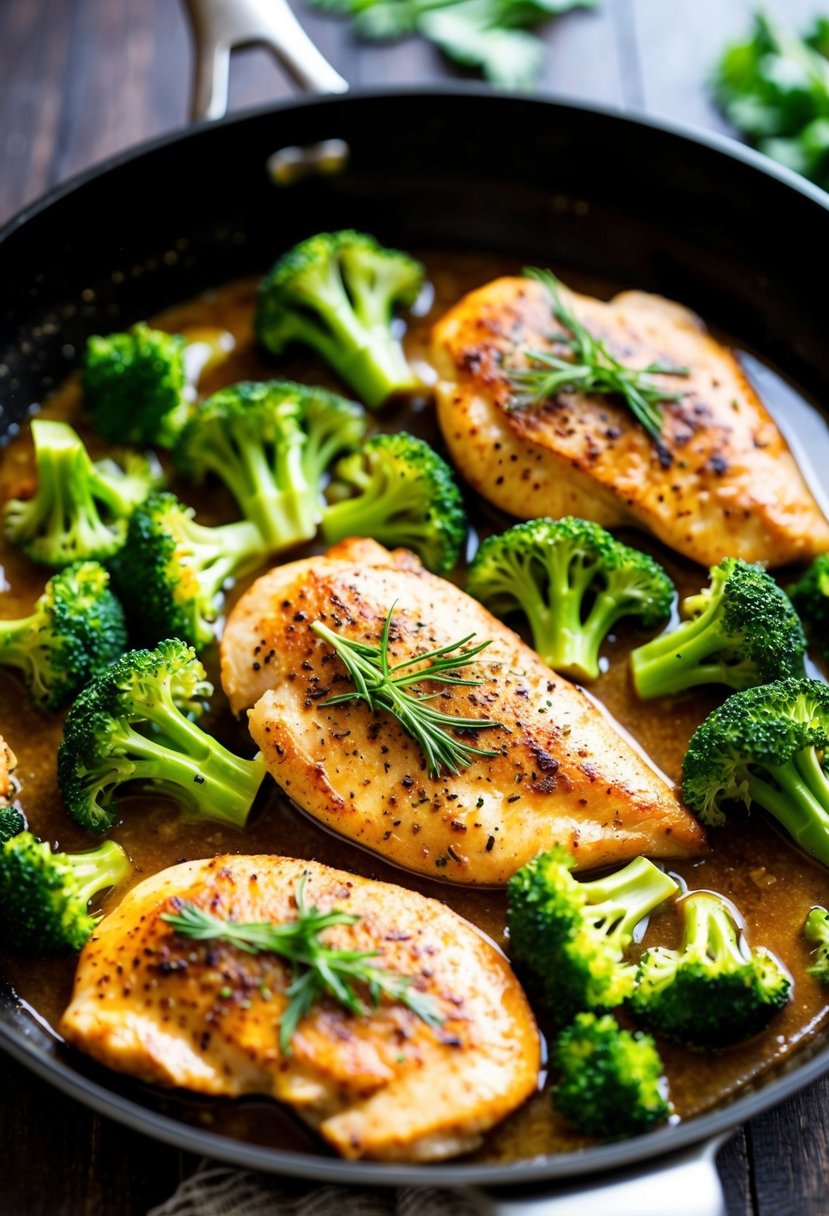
<box><xmin>583</xmin><ymin>856</ymin><xmax>678</xmax><ymax>947</ymax></box>
<box><xmin>340</xmin><ymin>335</ymin><xmax>418</xmax><ymax>409</ymax></box>
<box><xmin>0</xmin><ymin>614</ymin><xmax>40</xmax><ymax>683</ymax></box>
<box><xmin>301</xmin><ymin>273</ymin><xmax>418</xmax><ymax>407</ymax></box>
<box><xmin>201</xmin><ymin>424</ymin><xmax>316</xmax><ymax>550</ymax></box>
<box><xmin>272</xmin><ymin>427</ymin><xmax>318</xmax><ymax>540</ymax></box>
<box><xmin>347</xmin><ymin>264</ymin><xmax>419</xmax><ymax>384</ymax></box>
<box><xmin>0</xmin><ymin>616</ymin><xmax>60</xmax><ymax>707</ymax></box>
<box><xmin>682</xmin><ymin>891</ymin><xmax>746</xmax><ymax>967</ymax></box>
<box><xmin>630</xmin><ymin>606</ymin><xmax>738</xmax><ymax>698</ymax></box>
<box><xmin>90</xmin><ymin>462</ymin><xmax>147</xmax><ymax>517</ymax></box>
<box><xmin>112</xmin><ymin>716</ymin><xmax>264</xmax><ymax>828</ymax></box>
<box><xmin>189</xmin><ymin>519</ymin><xmax>266</xmax><ymax>602</ymax></box>
<box><xmin>322</xmin><ymin>477</ymin><xmax>423</xmax><ymax>547</ymax></box>
<box><xmin>28</xmin><ymin>425</ymin><xmax>112</xmax><ymax>550</ymax></box>
<box><xmin>67</xmin><ymin>840</ymin><xmax>132</xmax><ymax>907</ymax></box>
<box><xmin>746</xmin><ymin>748</ymin><xmax>829</xmax><ymax>866</ymax></box>
<box><xmin>520</xmin><ymin>550</ymin><xmax>608</xmax><ymax>680</ymax></box>
<box><xmin>0</xmin><ymin>615</ymin><xmax>36</xmax><ymax>647</ymax></box>
<box><xmin>573</xmin><ymin>589</ymin><xmax>630</xmax><ymax>678</ymax></box>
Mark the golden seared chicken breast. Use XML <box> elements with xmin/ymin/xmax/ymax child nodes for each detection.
<box><xmin>221</xmin><ymin>539</ymin><xmax>704</xmax><ymax>881</ymax></box>
<box><xmin>0</xmin><ymin>736</ymin><xmax>16</xmax><ymax>800</ymax></box>
<box><xmin>60</xmin><ymin>853</ymin><xmax>540</xmax><ymax>1162</ymax></box>
<box><xmin>431</xmin><ymin>277</ymin><xmax>829</xmax><ymax>567</ymax></box>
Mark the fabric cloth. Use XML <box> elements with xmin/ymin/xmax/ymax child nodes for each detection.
<box><xmin>148</xmin><ymin>1161</ymin><xmax>485</xmax><ymax>1216</ymax></box>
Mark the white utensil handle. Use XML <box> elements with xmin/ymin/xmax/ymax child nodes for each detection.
<box><xmin>183</xmin><ymin>0</ymin><xmax>347</xmax><ymax>120</ymax></box>
<box><xmin>467</xmin><ymin>1140</ymin><xmax>727</xmax><ymax>1216</ymax></box>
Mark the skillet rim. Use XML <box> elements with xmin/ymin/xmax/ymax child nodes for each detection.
<box><xmin>2</xmin><ymin>83</ymin><xmax>829</xmax><ymax>245</ymax></box>
<box><xmin>1</xmin><ymin>83</ymin><xmax>829</xmax><ymax>1186</ymax></box>
<box><xmin>1</xmin><ymin>1006</ymin><xmax>827</xmax><ymax>1187</ymax></box>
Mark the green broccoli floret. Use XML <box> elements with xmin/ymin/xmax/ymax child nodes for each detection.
<box><xmin>4</xmin><ymin>419</ymin><xmax>162</xmax><ymax>567</ymax></box>
<box><xmin>83</xmin><ymin>323</ymin><xmax>191</xmax><ymax>448</ymax></box>
<box><xmin>682</xmin><ymin>677</ymin><xmax>829</xmax><ymax>866</ymax></box>
<box><xmin>552</xmin><ymin>1012</ymin><xmax>670</xmax><ymax>1139</ymax></box>
<box><xmin>628</xmin><ymin>890</ymin><xmax>790</xmax><ymax>1046</ymax></box>
<box><xmin>321</xmin><ymin>432</ymin><xmax>467</xmax><ymax>573</ymax></box>
<box><xmin>0</xmin><ymin>807</ymin><xmax>25</xmax><ymax>844</ymax></box>
<box><xmin>788</xmin><ymin>554</ymin><xmax>829</xmax><ymax>661</ymax></box>
<box><xmin>0</xmin><ymin>561</ymin><xmax>127</xmax><ymax>710</ymax></box>
<box><xmin>57</xmin><ymin>638</ymin><xmax>266</xmax><ymax>835</ymax></box>
<box><xmin>804</xmin><ymin>905</ymin><xmax>829</xmax><ymax>983</ymax></box>
<box><xmin>466</xmin><ymin>517</ymin><xmax>674</xmax><ymax>681</ymax></box>
<box><xmin>631</xmin><ymin>557</ymin><xmax>805</xmax><ymax>699</ymax></box>
<box><xmin>507</xmin><ymin>847</ymin><xmax>678</xmax><ymax>1024</ymax></box>
<box><xmin>0</xmin><ymin>830</ymin><xmax>130</xmax><ymax>953</ymax></box>
<box><xmin>175</xmin><ymin>380</ymin><xmax>365</xmax><ymax>552</ymax></box>
<box><xmin>255</xmin><ymin>231</ymin><xmax>425</xmax><ymax>408</ymax></box>
<box><xmin>111</xmin><ymin>491</ymin><xmax>268</xmax><ymax>651</ymax></box>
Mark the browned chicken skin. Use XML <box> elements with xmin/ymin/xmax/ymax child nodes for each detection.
<box><xmin>0</xmin><ymin>736</ymin><xmax>16</xmax><ymax>801</ymax></box>
<box><xmin>60</xmin><ymin>853</ymin><xmax>541</xmax><ymax>1161</ymax></box>
<box><xmin>431</xmin><ymin>277</ymin><xmax>829</xmax><ymax>567</ymax></box>
<box><xmin>221</xmin><ymin>539</ymin><xmax>705</xmax><ymax>881</ymax></box>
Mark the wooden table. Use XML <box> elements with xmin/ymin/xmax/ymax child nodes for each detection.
<box><xmin>1</xmin><ymin>1</ymin><xmax>828</xmax><ymax>1212</ymax></box>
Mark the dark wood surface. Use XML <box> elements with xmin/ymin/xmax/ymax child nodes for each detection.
<box><xmin>1</xmin><ymin>1</ymin><xmax>827</xmax><ymax>1213</ymax></box>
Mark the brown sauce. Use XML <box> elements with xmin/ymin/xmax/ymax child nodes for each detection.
<box><xmin>1</xmin><ymin>253</ymin><xmax>829</xmax><ymax>1162</ymax></box>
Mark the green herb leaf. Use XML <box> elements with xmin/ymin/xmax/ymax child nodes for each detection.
<box><xmin>420</xmin><ymin>3</ymin><xmax>544</xmax><ymax>87</ymax></box>
<box><xmin>713</xmin><ymin>11</ymin><xmax>829</xmax><ymax>189</ymax></box>
<box><xmin>508</xmin><ymin>268</ymin><xmax>690</xmax><ymax>443</ymax></box>
<box><xmin>311</xmin><ymin>603</ymin><xmax>503</xmax><ymax>777</ymax></box>
<box><xmin>354</xmin><ymin>0</ymin><xmax>440</xmax><ymax>39</ymax></box>
<box><xmin>304</xmin><ymin>0</ymin><xmax>594</xmax><ymax>87</ymax></box>
<box><xmin>161</xmin><ymin>874</ymin><xmax>444</xmax><ymax>1053</ymax></box>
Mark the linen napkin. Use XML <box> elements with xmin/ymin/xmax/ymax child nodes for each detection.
<box><xmin>148</xmin><ymin>1160</ymin><xmax>484</xmax><ymax>1216</ymax></box>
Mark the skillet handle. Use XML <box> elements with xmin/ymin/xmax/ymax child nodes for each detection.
<box><xmin>183</xmin><ymin>0</ymin><xmax>348</xmax><ymax>121</ymax></box>
<box><xmin>466</xmin><ymin>1139</ymin><xmax>727</xmax><ymax>1216</ymax></box>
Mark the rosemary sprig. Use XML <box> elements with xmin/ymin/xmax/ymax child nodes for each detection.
<box><xmin>508</xmin><ymin>268</ymin><xmax>690</xmax><ymax>442</ymax></box>
<box><xmin>161</xmin><ymin>875</ymin><xmax>443</xmax><ymax>1053</ymax></box>
<box><xmin>311</xmin><ymin>603</ymin><xmax>503</xmax><ymax>778</ymax></box>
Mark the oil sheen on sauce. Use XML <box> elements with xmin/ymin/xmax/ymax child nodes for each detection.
<box><xmin>1</xmin><ymin>253</ymin><xmax>828</xmax><ymax>1163</ymax></box>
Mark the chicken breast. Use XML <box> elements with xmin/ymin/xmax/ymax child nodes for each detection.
<box><xmin>431</xmin><ymin>277</ymin><xmax>829</xmax><ymax>568</ymax></box>
<box><xmin>60</xmin><ymin>853</ymin><xmax>540</xmax><ymax>1161</ymax></box>
<box><xmin>221</xmin><ymin>539</ymin><xmax>704</xmax><ymax>881</ymax></box>
<box><xmin>0</xmin><ymin>735</ymin><xmax>16</xmax><ymax>800</ymax></box>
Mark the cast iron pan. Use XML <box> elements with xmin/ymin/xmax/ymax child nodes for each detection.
<box><xmin>1</xmin><ymin>3</ymin><xmax>829</xmax><ymax>1211</ymax></box>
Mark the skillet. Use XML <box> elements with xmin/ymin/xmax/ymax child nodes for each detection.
<box><xmin>1</xmin><ymin>1</ymin><xmax>829</xmax><ymax>1210</ymax></box>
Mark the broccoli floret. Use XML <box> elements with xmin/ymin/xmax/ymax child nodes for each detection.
<box><xmin>507</xmin><ymin>847</ymin><xmax>678</xmax><ymax>1024</ymax></box>
<box><xmin>255</xmin><ymin>231</ymin><xmax>425</xmax><ymax>408</ymax></box>
<box><xmin>0</xmin><ymin>807</ymin><xmax>25</xmax><ymax>844</ymax></box>
<box><xmin>175</xmin><ymin>380</ymin><xmax>365</xmax><ymax>552</ymax></box>
<box><xmin>321</xmin><ymin>432</ymin><xmax>467</xmax><ymax>573</ymax></box>
<box><xmin>111</xmin><ymin>491</ymin><xmax>268</xmax><ymax>651</ymax></box>
<box><xmin>83</xmin><ymin>323</ymin><xmax>191</xmax><ymax>448</ymax></box>
<box><xmin>804</xmin><ymin>905</ymin><xmax>829</xmax><ymax>983</ymax></box>
<box><xmin>0</xmin><ymin>561</ymin><xmax>127</xmax><ymax>710</ymax></box>
<box><xmin>4</xmin><ymin>419</ymin><xmax>162</xmax><ymax>567</ymax></box>
<box><xmin>466</xmin><ymin>517</ymin><xmax>674</xmax><ymax>681</ymax></box>
<box><xmin>552</xmin><ymin>1012</ymin><xmax>670</xmax><ymax>1139</ymax></box>
<box><xmin>0</xmin><ymin>830</ymin><xmax>130</xmax><ymax>953</ymax></box>
<box><xmin>631</xmin><ymin>557</ymin><xmax>805</xmax><ymax>699</ymax></box>
<box><xmin>628</xmin><ymin>890</ymin><xmax>790</xmax><ymax>1046</ymax></box>
<box><xmin>682</xmin><ymin>677</ymin><xmax>829</xmax><ymax>866</ymax></box>
<box><xmin>788</xmin><ymin>554</ymin><xmax>829</xmax><ymax>661</ymax></box>
<box><xmin>58</xmin><ymin>638</ymin><xmax>266</xmax><ymax>835</ymax></box>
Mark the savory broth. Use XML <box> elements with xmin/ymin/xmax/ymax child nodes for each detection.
<box><xmin>1</xmin><ymin>254</ymin><xmax>828</xmax><ymax>1162</ymax></box>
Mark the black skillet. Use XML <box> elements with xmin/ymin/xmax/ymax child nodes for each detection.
<box><xmin>1</xmin><ymin>1</ymin><xmax>829</xmax><ymax>1210</ymax></box>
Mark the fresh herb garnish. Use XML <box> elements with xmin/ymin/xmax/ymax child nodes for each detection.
<box><xmin>311</xmin><ymin>604</ymin><xmax>503</xmax><ymax>778</ymax></box>
<box><xmin>161</xmin><ymin>875</ymin><xmax>443</xmax><ymax>1052</ymax></box>
<box><xmin>713</xmin><ymin>12</ymin><xmax>829</xmax><ymax>190</ymax></box>
<box><xmin>508</xmin><ymin>268</ymin><xmax>690</xmax><ymax>442</ymax></box>
<box><xmin>304</xmin><ymin>0</ymin><xmax>595</xmax><ymax>89</ymax></box>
